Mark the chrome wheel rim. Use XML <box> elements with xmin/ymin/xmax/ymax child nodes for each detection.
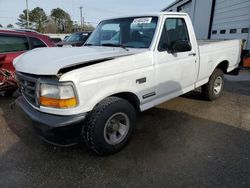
<box><xmin>214</xmin><ymin>76</ymin><xmax>223</xmax><ymax>95</ymax></box>
<box><xmin>104</xmin><ymin>112</ymin><xmax>130</xmax><ymax>145</ymax></box>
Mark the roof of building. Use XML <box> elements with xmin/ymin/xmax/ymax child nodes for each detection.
<box><xmin>103</xmin><ymin>11</ymin><xmax>188</xmax><ymax>21</ymax></box>
<box><xmin>162</xmin><ymin>0</ymin><xmax>185</xmax><ymax>11</ymax></box>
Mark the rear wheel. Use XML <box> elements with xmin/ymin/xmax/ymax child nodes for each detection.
<box><xmin>202</xmin><ymin>68</ymin><xmax>224</xmax><ymax>101</ymax></box>
<box><xmin>82</xmin><ymin>97</ymin><xmax>136</xmax><ymax>155</ymax></box>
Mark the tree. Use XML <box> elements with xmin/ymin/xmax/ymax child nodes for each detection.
<box><xmin>0</xmin><ymin>24</ymin><xmax>2</xmax><ymax>28</ymax></box>
<box><xmin>83</xmin><ymin>23</ymin><xmax>95</xmax><ymax>31</ymax></box>
<box><xmin>7</xmin><ymin>24</ymin><xmax>14</xmax><ymax>28</ymax></box>
<box><xmin>44</xmin><ymin>16</ymin><xmax>57</xmax><ymax>33</ymax></box>
<box><xmin>72</xmin><ymin>22</ymin><xmax>95</xmax><ymax>32</ymax></box>
<box><xmin>51</xmin><ymin>8</ymin><xmax>73</xmax><ymax>33</ymax></box>
<box><xmin>30</xmin><ymin>7</ymin><xmax>47</xmax><ymax>32</ymax></box>
<box><xmin>17</xmin><ymin>7</ymin><xmax>47</xmax><ymax>32</ymax></box>
<box><xmin>16</xmin><ymin>10</ymin><xmax>30</xmax><ymax>28</ymax></box>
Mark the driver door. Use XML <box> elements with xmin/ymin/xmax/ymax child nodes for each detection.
<box><xmin>154</xmin><ymin>16</ymin><xmax>198</xmax><ymax>98</ymax></box>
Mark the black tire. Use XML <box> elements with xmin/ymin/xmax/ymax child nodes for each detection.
<box><xmin>82</xmin><ymin>97</ymin><xmax>136</xmax><ymax>155</ymax></box>
<box><xmin>202</xmin><ymin>68</ymin><xmax>224</xmax><ymax>101</ymax></box>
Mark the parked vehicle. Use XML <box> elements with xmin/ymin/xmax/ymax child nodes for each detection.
<box><xmin>50</xmin><ymin>37</ymin><xmax>62</xmax><ymax>43</ymax></box>
<box><xmin>0</xmin><ymin>29</ymin><xmax>56</xmax><ymax>94</ymax></box>
<box><xmin>56</xmin><ymin>32</ymin><xmax>91</xmax><ymax>47</ymax></box>
<box><xmin>14</xmin><ymin>12</ymin><xmax>241</xmax><ymax>155</ymax></box>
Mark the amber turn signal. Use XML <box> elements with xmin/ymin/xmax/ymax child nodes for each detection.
<box><xmin>39</xmin><ymin>96</ymin><xmax>77</xmax><ymax>108</ymax></box>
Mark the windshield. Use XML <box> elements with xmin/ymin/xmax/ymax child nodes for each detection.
<box><xmin>85</xmin><ymin>16</ymin><xmax>158</xmax><ymax>49</ymax></box>
<box><xmin>65</xmin><ymin>33</ymin><xmax>89</xmax><ymax>42</ymax></box>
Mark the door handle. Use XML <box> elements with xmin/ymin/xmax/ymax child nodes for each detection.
<box><xmin>188</xmin><ymin>52</ymin><xmax>196</xmax><ymax>56</ymax></box>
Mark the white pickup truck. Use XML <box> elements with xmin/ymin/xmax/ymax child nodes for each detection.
<box><xmin>13</xmin><ymin>12</ymin><xmax>241</xmax><ymax>155</ymax></box>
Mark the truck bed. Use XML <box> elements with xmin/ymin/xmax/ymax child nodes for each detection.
<box><xmin>196</xmin><ymin>39</ymin><xmax>241</xmax><ymax>83</ymax></box>
<box><xmin>198</xmin><ymin>39</ymin><xmax>234</xmax><ymax>46</ymax></box>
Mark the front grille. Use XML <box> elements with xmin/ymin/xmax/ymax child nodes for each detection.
<box><xmin>15</xmin><ymin>72</ymin><xmax>38</xmax><ymax>107</ymax></box>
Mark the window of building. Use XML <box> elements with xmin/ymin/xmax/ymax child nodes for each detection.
<box><xmin>158</xmin><ymin>18</ymin><xmax>190</xmax><ymax>52</ymax></box>
<box><xmin>220</xmin><ymin>30</ymin><xmax>226</xmax><ymax>34</ymax></box>
<box><xmin>230</xmin><ymin>29</ymin><xmax>237</xmax><ymax>34</ymax></box>
<box><xmin>30</xmin><ymin>37</ymin><xmax>47</xmax><ymax>49</ymax></box>
<box><xmin>242</xmin><ymin>28</ymin><xmax>249</xmax><ymax>33</ymax></box>
<box><xmin>0</xmin><ymin>35</ymin><xmax>29</xmax><ymax>53</ymax></box>
<box><xmin>212</xmin><ymin>30</ymin><xmax>217</xmax><ymax>34</ymax></box>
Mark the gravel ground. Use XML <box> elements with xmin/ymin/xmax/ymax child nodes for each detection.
<box><xmin>0</xmin><ymin>71</ymin><xmax>249</xmax><ymax>188</ymax></box>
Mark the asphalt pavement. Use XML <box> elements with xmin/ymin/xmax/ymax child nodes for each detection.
<box><xmin>0</xmin><ymin>71</ymin><xmax>249</xmax><ymax>188</ymax></box>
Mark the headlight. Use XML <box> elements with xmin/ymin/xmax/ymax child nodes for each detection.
<box><xmin>39</xmin><ymin>83</ymin><xmax>78</xmax><ymax>108</ymax></box>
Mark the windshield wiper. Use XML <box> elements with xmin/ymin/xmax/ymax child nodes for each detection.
<box><xmin>101</xmin><ymin>43</ymin><xmax>129</xmax><ymax>51</ymax></box>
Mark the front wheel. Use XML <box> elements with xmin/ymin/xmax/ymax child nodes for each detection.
<box><xmin>202</xmin><ymin>68</ymin><xmax>224</xmax><ymax>101</ymax></box>
<box><xmin>82</xmin><ymin>97</ymin><xmax>136</xmax><ymax>155</ymax></box>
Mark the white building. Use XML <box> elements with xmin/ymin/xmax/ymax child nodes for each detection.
<box><xmin>163</xmin><ymin>0</ymin><xmax>250</xmax><ymax>53</ymax></box>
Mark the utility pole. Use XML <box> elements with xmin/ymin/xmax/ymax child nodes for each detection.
<box><xmin>80</xmin><ymin>6</ymin><xmax>83</xmax><ymax>31</ymax></box>
<box><xmin>26</xmin><ymin>0</ymin><xmax>29</xmax><ymax>29</ymax></box>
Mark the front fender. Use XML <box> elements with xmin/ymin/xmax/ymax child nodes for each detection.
<box><xmin>56</xmin><ymin>51</ymin><xmax>155</xmax><ymax>115</ymax></box>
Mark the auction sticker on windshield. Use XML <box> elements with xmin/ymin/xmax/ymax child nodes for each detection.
<box><xmin>132</xmin><ymin>17</ymin><xmax>152</xmax><ymax>24</ymax></box>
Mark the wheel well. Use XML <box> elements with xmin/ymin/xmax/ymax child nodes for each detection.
<box><xmin>111</xmin><ymin>92</ymin><xmax>140</xmax><ymax>112</ymax></box>
<box><xmin>216</xmin><ymin>61</ymin><xmax>229</xmax><ymax>73</ymax></box>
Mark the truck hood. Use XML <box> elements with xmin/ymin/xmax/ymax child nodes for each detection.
<box><xmin>14</xmin><ymin>46</ymin><xmax>146</xmax><ymax>75</ymax></box>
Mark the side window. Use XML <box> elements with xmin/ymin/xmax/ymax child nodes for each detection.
<box><xmin>0</xmin><ymin>35</ymin><xmax>29</xmax><ymax>53</ymax></box>
<box><xmin>212</xmin><ymin>30</ymin><xmax>217</xmax><ymax>34</ymax></box>
<box><xmin>158</xmin><ymin>18</ymin><xmax>191</xmax><ymax>52</ymax></box>
<box><xmin>220</xmin><ymin>30</ymin><xmax>226</xmax><ymax>34</ymax></box>
<box><xmin>158</xmin><ymin>25</ymin><xmax>168</xmax><ymax>51</ymax></box>
<box><xmin>30</xmin><ymin>37</ymin><xmax>47</xmax><ymax>49</ymax></box>
<box><xmin>242</xmin><ymin>28</ymin><xmax>249</xmax><ymax>33</ymax></box>
<box><xmin>81</xmin><ymin>33</ymin><xmax>90</xmax><ymax>41</ymax></box>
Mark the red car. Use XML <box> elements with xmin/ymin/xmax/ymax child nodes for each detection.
<box><xmin>0</xmin><ymin>29</ymin><xmax>56</xmax><ymax>95</ymax></box>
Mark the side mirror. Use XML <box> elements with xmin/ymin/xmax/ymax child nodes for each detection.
<box><xmin>171</xmin><ymin>40</ymin><xmax>192</xmax><ymax>53</ymax></box>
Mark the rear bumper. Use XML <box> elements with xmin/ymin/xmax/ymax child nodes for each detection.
<box><xmin>14</xmin><ymin>97</ymin><xmax>86</xmax><ymax>146</ymax></box>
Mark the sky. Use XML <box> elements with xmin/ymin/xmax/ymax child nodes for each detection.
<box><xmin>0</xmin><ymin>0</ymin><xmax>174</xmax><ymax>27</ymax></box>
